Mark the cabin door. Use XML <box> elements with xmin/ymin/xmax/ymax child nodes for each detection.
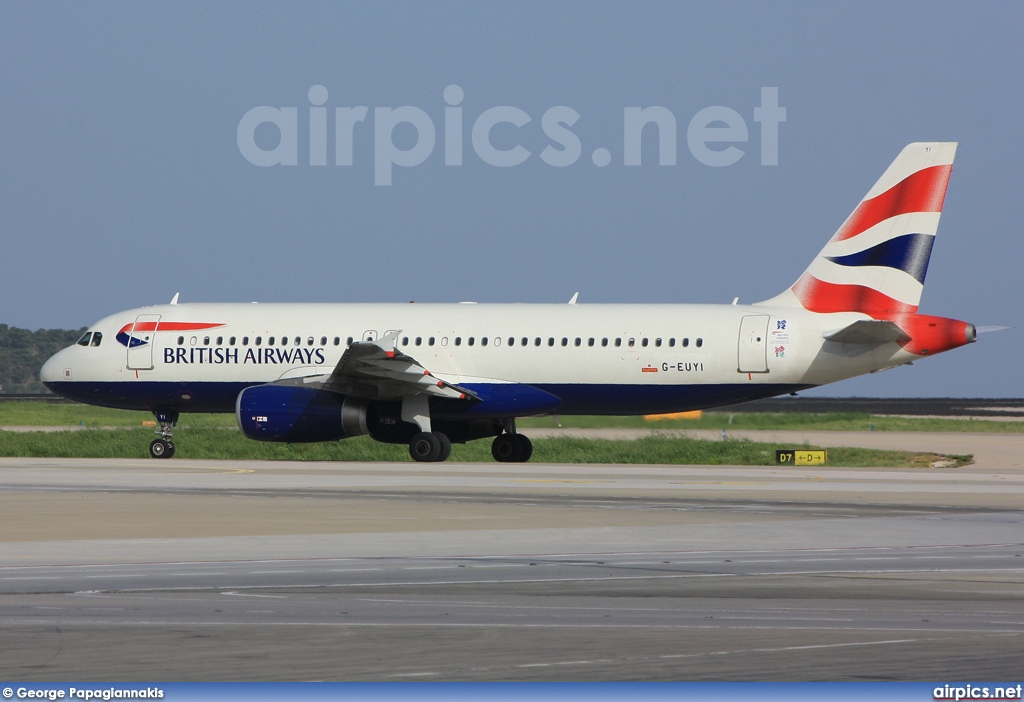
<box><xmin>126</xmin><ymin>314</ymin><xmax>161</xmax><ymax>370</ymax></box>
<box><xmin>737</xmin><ymin>314</ymin><xmax>769</xmax><ymax>373</ymax></box>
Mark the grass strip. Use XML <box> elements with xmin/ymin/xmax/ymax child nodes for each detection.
<box><xmin>0</xmin><ymin>428</ymin><xmax>970</xmax><ymax>468</ymax></box>
<box><xmin>1</xmin><ymin>402</ymin><xmax>1020</xmax><ymax>433</ymax></box>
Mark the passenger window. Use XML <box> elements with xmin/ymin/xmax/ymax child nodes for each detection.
<box><xmin>346</xmin><ymin>337</ymin><xmax>353</xmax><ymax>346</ymax></box>
<box><xmin>493</xmin><ymin>337</ymin><xmax>501</xmax><ymax>347</ymax></box>
<box><xmin>587</xmin><ymin>338</ymin><xmax>594</xmax><ymax>347</ymax></box>
<box><xmin>229</xmin><ymin>337</ymin><xmax>236</xmax><ymax>345</ymax></box>
<box><xmin>77</xmin><ymin>332</ymin><xmax>92</xmax><ymax>347</ymax></box>
<box><xmin>455</xmin><ymin>337</ymin><xmax>462</xmax><ymax>346</ymax></box>
<box><xmin>521</xmin><ymin>337</ymin><xmax>528</xmax><ymax>347</ymax></box>
<box><xmin>333</xmin><ymin>337</ymin><xmax>340</xmax><ymax>346</ymax></box>
<box><xmin>415</xmin><ymin>337</ymin><xmax>422</xmax><ymax>346</ymax></box>
<box><xmin>441</xmin><ymin>337</ymin><xmax>448</xmax><ymax>346</ymax></box>
<box><xmin>682</xmin><ymin>338</ymin><xmax>689</xmax><ymax>348</ymax></box>
<box><xmin>601</xmin><ymin>338</ymin><xmax>608</xmax><ymax>347</ymax></box>
<box><xmin>481</xmin><ymin>337</ymin><xmax>488</xmax><ymax>347</ymax></box>
<box><xmin>177</xmin><ymin>336</ymin><xmax>184</xmax><ymax>346</ymax></box>
<box><xmin>294</xmin><ymin>337</ymin><xmax>301</xmax><ymax>346</ymax></box>
<box><xmin>669</xmin><ymin>338</ymin><xmax>675</xmax><ymax>347</ymax></box>
<box><xmin>561</xmin><ymin>338</ymin><xmax>568</xmax><ymax>347</ymax></box>
<box><xmin>641</xmin><ymin>338</ymin><xmax>648</xmax><ymax>347</ymax></box>
<box><xmin>402</xmin><ymin>337</ymin><xmax>410</xmax><ymax>346</ymax></box>
<box><xmin>468</xmin><ymin>337</ymin><xmax>475</xmax><ymax>346</ymax></box>
<box><xmin>91</xmin><ymin>332</ymin><xmax>102</xmax><ymax>347</ymax></box>
<box><xmin>429</xmin><ymin>337</ymin><xmax>435</xmax><ymax>346</ymax></box>
<box><xmin>216</xmin><ymin>336</ymin><xmax>223</xmax><ymax>345</ymax></box>
<box><xmin>320</xmin><ymin>336</ymin><xmax>327</xmax><ymax>346</ymax></box>
<box><xmin>548</xmin><ymin>338</ymin><xmax>555</xmax><ymax>347</ymax></box>
<box><xmin>628</xmin><ymin>338</ymin><xmax>635</xmax><ymax>347</ymax></box>
<box><xmin>508</xmin><ymin>337</ymin><xmax>515</xmax><ymax>347</ymax></box>
<box><xmin>242</xmin><ymin>337</ymin><xmax>250</xmax><ymax>346</ymax></box>
<box><xmin>204</xmin><ymin>336</ymin><xmax>210</xmax><ymax>346</ymax></box>
<box><xmin>574</xmin><ymin>338</ymin><xmax>582</xmax><ymax>347</ymax></box>
<box><xmin>307</xmin><ymin>337</ymin><xmax>314</xmax><ymax>346</ymax></box>
<box><xmin>282</xmin><ymin>337</ymin><xmax>289</xmax><ymax>346</ymax></box>
<box><xmin>255</xmin><ymin>337</ymin><xmax>262</xmax><ymax>346</ymax></box>
<box><xmin>268</xmin><ymin>337</ymin><xmax>275</xmax><ymax>346</ymax></box>
<box><xmin>655</xmin><ymin>338</ymin><xmax>662</xmax><ymax>347</ymax></box>
<box><xmin>615</xmin><ymin>338</ymin><xmax>622</xmax><ymax>347</ymax></box>
<box><xmin>696</xmin><ymin>338</ymin><xmax>703</xmax><ymax>348</ymax></box>
<box><xmin>534</xmin><ymin>337</ymin><xmax>541</xmax><ymax>346</ymax></box>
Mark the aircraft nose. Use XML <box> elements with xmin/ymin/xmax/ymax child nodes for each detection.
<box><xmin>40</xmin><ymin>348</ymin><xmax>70</xmax><ymax>386</ymax></box>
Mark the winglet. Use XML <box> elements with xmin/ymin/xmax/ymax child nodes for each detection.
<box><xmin>170</xmin><ymin>293</ymin><xmax>180</xmax><ymax>305</ymax></box>
<box><xmin>568</xmin><ymin>292</ymin><xmax>579</xmax><ymax>305</ymax></box>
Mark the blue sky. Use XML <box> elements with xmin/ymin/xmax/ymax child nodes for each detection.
<box><xmin>1</xmin><ymin>2</ymin><xmax>1021</xmax><ymax>397</ymax></box>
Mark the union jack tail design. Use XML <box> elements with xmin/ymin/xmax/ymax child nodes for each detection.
<box><xmin>760</xmin><ymin>142</ymin><xmax>957</xmax><ymax>314</ymax></box>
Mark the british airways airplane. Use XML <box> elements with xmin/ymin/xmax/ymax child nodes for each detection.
<box><xmin>41</xmin><ymin>142</ymin><xmax>977</xmax><ymax>462</ymax></box>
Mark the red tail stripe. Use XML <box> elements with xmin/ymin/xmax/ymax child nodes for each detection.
<box><xmin>831</xmin><ymin>164</ymin><xmax>952</xmax><ymax>243</ymax></box>
<box><xmin>792</xmin><ymin>274</ymin><xmax>918</xmax><ymax>314</ymax></box>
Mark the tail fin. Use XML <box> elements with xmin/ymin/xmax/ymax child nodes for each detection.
<box><xmin>759</xmin><ymin>142</ymin><xmax>957</xmax><ymax>314</ymax></box>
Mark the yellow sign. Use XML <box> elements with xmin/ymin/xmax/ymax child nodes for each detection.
<box><xmin>775</xmin><ymin>449</ymin><xmax>827</xmax><ymax>465</ymax></box>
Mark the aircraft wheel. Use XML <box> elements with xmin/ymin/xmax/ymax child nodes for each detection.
<box><xmin>409</xmin><ymin>432</ymin><xmax>444</xmax><ymax>462</ymax></box>
<box><xmin>437</xmin><ymin>433</ymin><xmax>452</xmax><ymax>462</ymax></box>
<box><xmin>149</xmin><ymin>439</ymin><xmax>172</xmax><ymax>459</ymax></box>
<box><xmin>491</xmin><ymin>434</ymin><xmax>522</xmax><ymax>463</ymax></box>
<box><xmin>515</xmin><ymin>434</ymin><xmax>532</xmax><ymax>462</ymax></box>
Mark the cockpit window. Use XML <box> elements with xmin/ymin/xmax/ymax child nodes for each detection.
<box><xmin>90</xmin><ymin>332</ymin><xmax>102</xmax><ymax>347</ymax></box>
<box><xmin>77</xmin><ymin>332</ymin><xmax>92</xmax><ymax>347</ymax></box>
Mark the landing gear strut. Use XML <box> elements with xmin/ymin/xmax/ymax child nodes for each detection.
<box><xmin>491</xmin><ymin>419</ymin><xmax>533</xmax><ymax>463</ymax></box>
<box><xmin>403</xmin><ymin>393</ymin><xmax>453</xmax><ymax>463</ymax></box>
<box><xmin>149</xmin><ymin>409</ymin><xmax>178</xmax><ymax>459</ymax></box>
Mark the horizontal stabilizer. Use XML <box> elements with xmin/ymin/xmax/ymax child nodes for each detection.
<box><xmin>823</xmin><ymin>319</ymin><xmax>910</xmax><ymax>344</ymax></box>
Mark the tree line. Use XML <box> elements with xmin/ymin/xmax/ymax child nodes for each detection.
<box><xmin>0</xmin><ymin>324</ymin><xmax>86</xmax><ymax>393</ymax></box>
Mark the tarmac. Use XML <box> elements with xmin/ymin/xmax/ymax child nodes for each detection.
<box><xmin>0</xmin><ymin>429</ymin><xmax>1021</xmax><ymax>680</ymax></box>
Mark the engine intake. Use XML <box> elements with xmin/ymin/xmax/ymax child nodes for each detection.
<box><xmin>236</xmin><ymin>384</ymin><xmax>369</xmax><ymax>443</ymax></box>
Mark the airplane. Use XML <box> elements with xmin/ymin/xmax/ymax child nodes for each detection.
<box><xmin>41</xmin><ymin>142</ymin><xmax>978</xmax><ymax>462</ymax></box>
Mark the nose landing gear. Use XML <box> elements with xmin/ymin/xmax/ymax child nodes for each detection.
<box><xmin>149</xmin><ymin>409</ymin><xmax>178</xmax><ymax>459</ymax></box>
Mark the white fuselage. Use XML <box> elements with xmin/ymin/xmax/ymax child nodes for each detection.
<box><xmin>41</xmin><ymin>301</ymin><xmax>914</xmax><ymax>416</ymax></box>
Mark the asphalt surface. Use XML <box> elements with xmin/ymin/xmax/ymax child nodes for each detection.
<box><xmin>0</xmin><ymin>433</ymin><xmax>1022</xmax><ymax>681</ymax></box>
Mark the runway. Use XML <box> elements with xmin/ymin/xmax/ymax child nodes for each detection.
<box><xmin>0</xmin><ymin>432</ymin><xmax>1022</xmax><ymax>680</ymax></box>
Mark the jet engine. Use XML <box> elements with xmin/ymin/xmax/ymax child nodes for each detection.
<box><xmin>236</xmin><ymin>384</ymin><xmax>370</xmax><ymax>443</ymax></box>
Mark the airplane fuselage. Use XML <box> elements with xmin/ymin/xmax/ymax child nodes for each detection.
<box><xmin>42</xmin><ymin>301</ymin><xmax>947</xmax><ymax>417</ymax></box>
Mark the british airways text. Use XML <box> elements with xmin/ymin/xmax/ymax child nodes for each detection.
<box><xmin>163</xmin><ymin>347</ymin><xmax>326</xmax><ymax>365</ymax></box>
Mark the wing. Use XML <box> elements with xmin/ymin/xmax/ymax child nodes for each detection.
<box><xmin>315</xmin><ymin>330</ymin><xmax>476</xmax><ymax>401</ymax></box>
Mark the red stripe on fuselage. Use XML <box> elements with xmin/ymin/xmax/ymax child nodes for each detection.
<box><xmin>117</xmin><ymin>322</ymin><xmax>225</xmax><ymax>334</ymax></box>
<box><xmin>831</xmin><ymin>164</ymin><xmax>952</xmax><ymax>243</ymax></box>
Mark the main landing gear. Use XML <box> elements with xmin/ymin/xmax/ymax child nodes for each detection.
<box><xmin>402</xmin><ymin>395</ymin><xmax>533</xmax><ymax>463</ymax></box>
<box><xmin>149</xmin><ymin>409</ymin><xmax>178</xmax><ymax>459</ymax></box>
<box><xmin>406</xmin><ymin>429</ymin><xmax>533</xmax><ymax>463</ymax></box>
<box><xmin>491</xmin><ymin>418</ymin><xmax>532</xmax><ymax>463</ymax></box>
<box><xmin>408</xmin><ymin>431</ymin><xmax>452</xmax><ymax>462</ymax></box>
<box><xmin>491</xmin><ymin>433</ymin><xmax>532</xmax><ymax>463</ymax></box>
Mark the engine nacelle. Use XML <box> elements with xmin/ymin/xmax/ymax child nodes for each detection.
<box><xmin>236</xmin><ymin>384</ymin><xmax>369</xmax><ymax>443</ymax></box>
